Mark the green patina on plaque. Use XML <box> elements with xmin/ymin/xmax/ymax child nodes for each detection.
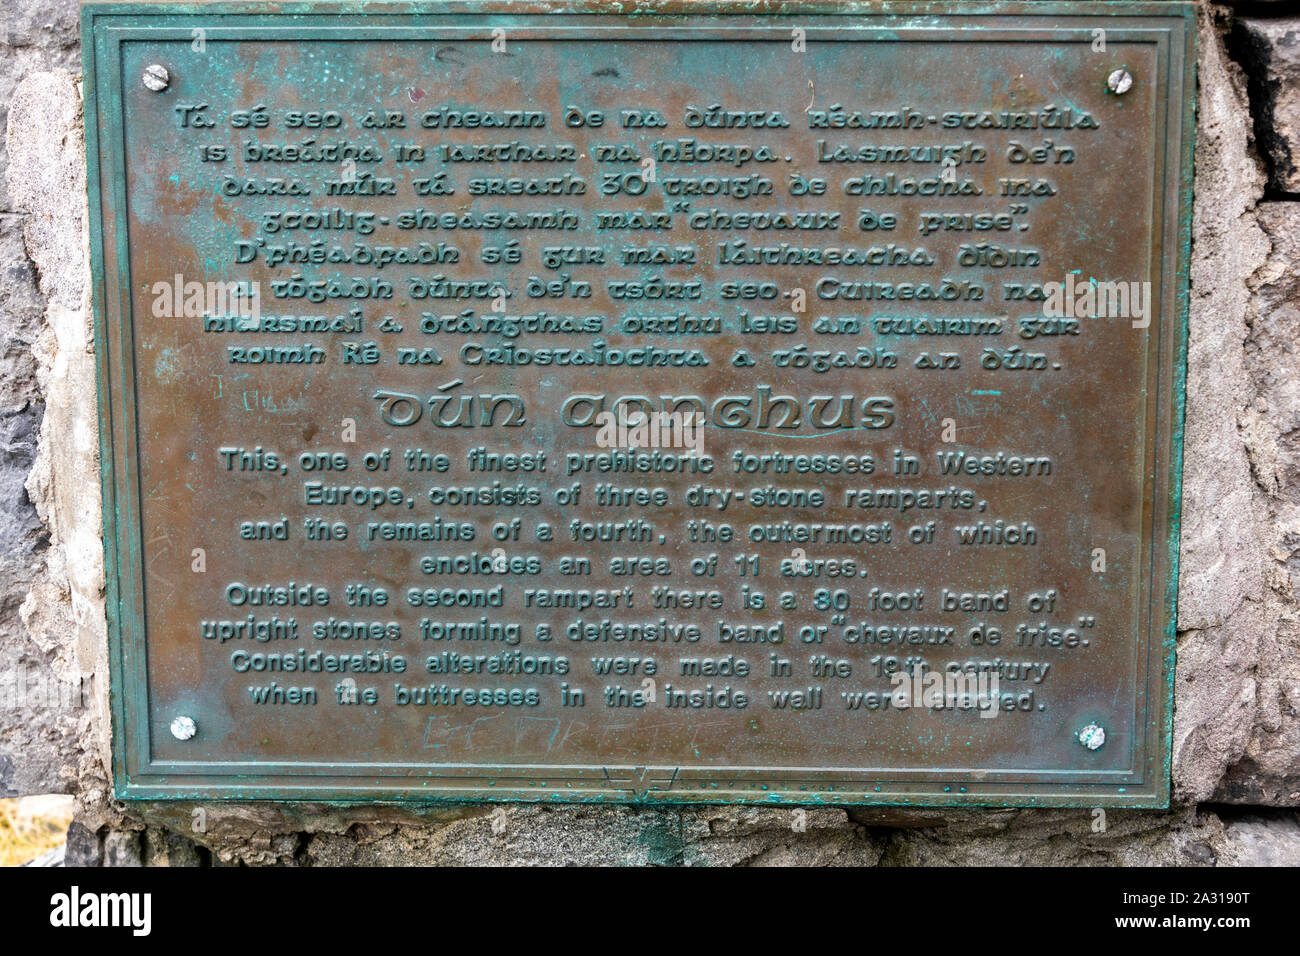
<box><xmin>84</xmin><ymin>1</ymin><xmax>1194</xmax><ymax>806</ymax></box>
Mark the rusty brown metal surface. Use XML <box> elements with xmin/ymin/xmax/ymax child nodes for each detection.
<box><xmin>85</xmin><ymin>2</ymin><xmax>1193</xmax><ymax>805</ymax></box>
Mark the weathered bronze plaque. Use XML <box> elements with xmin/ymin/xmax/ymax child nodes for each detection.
<box><xmin>86</xmin><ymin>1</ymin><xmax>1193</xmax><ymax>805</ymax></box>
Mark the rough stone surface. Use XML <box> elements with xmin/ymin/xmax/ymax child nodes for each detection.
<box><xmin>10</xmin><ymin>69</ymin><xmax>109</xmax><ymax>791</ymax></box>
<box><xmin>142</xmin><ymin>828</ymin><xmax>207</xmax><ymax>867</ymax></box>
<box><xmin>63</xmin><ymin>819</ymin><xmax>102</xmax><ymax>868</ymax></box>
<box><xmin>305</xmin><ymin>806</ymin><xmax>884</xmax><ymax>867</ymax></box>
<box><xmin>0</xmin><ymin>1</ymin><xmax>81</xmax><ymax>799</ymax></box>
<box><xmin>877</xmin><ymin>807</ymin><xmax>1232</xmax><ymax>867</ymax></box>
<box><xmin>1235</xmin><ymin>17</ymin><xmax>1300</xmax><ymax>193</ymax></box>
<box><xmin>1</xmin><ymin>3</ymin><xmax>1299</xmax><ymax>864</ymax></box>
<box><xmin>1212</xmin><ymin>200</ymin><xmax>1300</xmax><ymax>805</ymax></box>
<box><xmin>1</xmin><ymin>65</ymin><xmax>94</xmax><ymax>796</ymax></box>
<box><xmin>1169</xmin><ymin>3</ymin><xmax>1292</xmax><ymax>810</ymax></box>
<box><xmin>1218</xmin><ymin>811</ymin><xmax>1300</xmax><ymax>865</ymax></box>
<box><xmin>0</xmin><ymin>1</ymin><xmax>80</xmax><ymax>214</ymax></box>
<box><xmin>102</xmin><ymin>829</ymin><xmax>143</xmax><ymax>868</ymax></box>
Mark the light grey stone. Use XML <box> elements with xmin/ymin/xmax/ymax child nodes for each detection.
<box><xmin>0</xmin><ymin>2</ymin><xmax>83</xmax><ymax>800</ymax></box>
<box><xmin>0</xmin><ymin>69</ymin><xmax>93</xmax><ymax>798</ymax></box>
<box><xmin>1219</xmin><ymin>812</ymin><xmax>1300</xmax><ymax>865</ymax></box>
<box><xmin>1210</xmin><ymin>201</ymin><xmax>1300</xmax><ymax>805</ymax></box>
<box><xmin>0</xmin><ymin>0</ymin><xmax>81</xmax><ymax>213</ymax></box>
<box><xmin>102</xmin><ymin>829</ymin><xmax>144</xmax><ymax>868</ymax></box>
<box><xmin>1172</xmin><ymin>3</ymin><xmax>1275</xmax><ymax>806</ymax></box>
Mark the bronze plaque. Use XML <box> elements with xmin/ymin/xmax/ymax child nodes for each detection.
<box><xmin>86</xmin><ymin>1</ymin><xmax>1193</xmax><ymax>805</ymax></box>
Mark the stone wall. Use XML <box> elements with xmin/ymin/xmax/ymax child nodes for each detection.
<box><xmin>3</xmin><ymin>1</ymin><xmax>1299</xmax><ymax>866</ymax></box>
<box><xmin>0</xmin><ymin>0</ymin><xmax>82</xmax><ymax>802</ymax></box>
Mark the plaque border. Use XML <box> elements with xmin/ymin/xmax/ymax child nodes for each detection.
<box><xmin>84</xmin><ymin>1</ymin><xmax>1194</xmax><ymax>807</ymax></box>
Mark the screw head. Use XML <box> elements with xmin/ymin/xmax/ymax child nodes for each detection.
<box><xmin>1107</xmin><ymin>69</ymin><xmax>1133</xmax><ymax>95</ymax></box>
<box><xmin>142</xmin><ymin>64</ymin><xmax>170</xmax><ymax>92</ymax></box>
<box><xmin>1077</xmin><ymin>723</ymin><xmax>1106</xmax><ymax>751</ymax></box>
<box><xmin>170</xmin><ymin>715</ymin><xmax>197</xmax><ymax>740</ymax></box>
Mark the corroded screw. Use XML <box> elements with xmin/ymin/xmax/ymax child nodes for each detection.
<box><xmin>142</xmin><ymin>64</ymin><xmax>170</xmax><ymax>92</ymax></box>
<box><xmin>170</xmin><ymin>715</ymin><xmax>197</xmax><ymax>740</ymax></box>
<box><xmin>1077</xmin><ymin>723</ymin><xmax>1106</xmax><ymax>751</ymax></box>
<box><xmin>1106</xmin><ymin>69</ymin><xmax>1133</xmax><ymax>95</ymax></box>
